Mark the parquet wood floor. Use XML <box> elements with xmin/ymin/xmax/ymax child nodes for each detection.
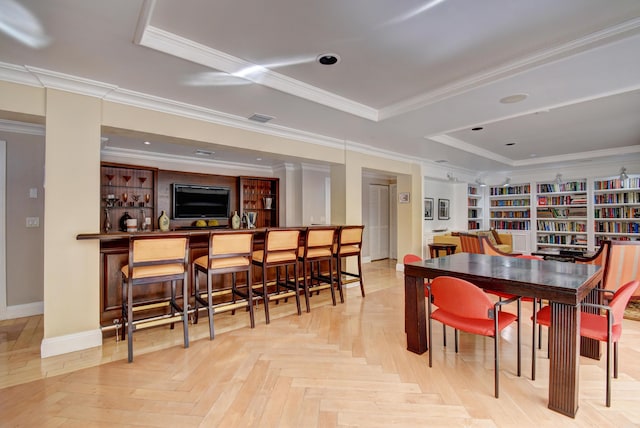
<box><xmin>1</xmin><ymin>260</ymin><xmax>640</xmax><ymax>427</ymax></box>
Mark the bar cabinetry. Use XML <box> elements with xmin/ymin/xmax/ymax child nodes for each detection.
<box><xmin>239</xmin><ymin>176</ymin><xmax>279</xmax><ymax>228</ymax></box>
<box><xmin>101</xmin><ymin>163</ymin><xmax>157</xmax><ymax>232</ymax></box>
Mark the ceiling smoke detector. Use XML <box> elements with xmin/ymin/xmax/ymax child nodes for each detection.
<box><xmin>248</xmin><ymin>113</ymin><xmax>275</xmax><ymax>123</ymax></box>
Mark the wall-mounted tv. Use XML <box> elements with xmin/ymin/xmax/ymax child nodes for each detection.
<box><xmin>172</xmin><ymin>184</ymin><xmax>231</xmax><ymax>219</ymax></box>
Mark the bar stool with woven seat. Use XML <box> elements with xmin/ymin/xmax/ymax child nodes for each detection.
<box><xmin>297</xmin><ymin>226</ymin><xmax>338</xmax><ymax>311</ymax></box>
<box><xmin>121</xmin><ymin>234</ymin><xmax>190</xmax><ymax>363</ymax></box>
<box><xmin>193</xmin><ymin>230</ymin><xmax>255</xmax><ymax>340</ymax></box>
<box><xmin>333</xmin><ymin>225</ymin><xmax>365</xmax><ymax>300</ymax></box>
<box><xmin>252</xmin><ymin>228</ymin><xmax>302</xmax><ymax>324</ymax></box>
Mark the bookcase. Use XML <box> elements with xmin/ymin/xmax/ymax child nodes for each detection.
<box><xmin>467</xmin><ymin>184</ymin><xmax>483</xmax><ymax>230</ymax></box>
<box><xmin>535</xmin><ymin>179</ymin><xmax>588</xmax><ymax>251</ymax></box>
<box><xmin>489</xmin><ymin>183</ymin><xmax>531</xmax><ymax>231</ymax></box>
<box><xmin>593</xmin><ymin>175</ymin><xmax>640</xmax><ymax>246</ymax></box>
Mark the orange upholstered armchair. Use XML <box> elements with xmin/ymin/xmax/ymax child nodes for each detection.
<box><xmin>427</xmin><ymin>276</ymin><xmax>521</xmax><ymax>398</ymax></box>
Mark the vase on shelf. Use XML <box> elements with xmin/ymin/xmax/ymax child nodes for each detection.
<box><xmin>103</xmin><ymin>208</ymin><xmax>112</xmax><ymax>233</ymax></box>
<box><xmin>231</xmin><ymin>211</ymin><xmax>241</xmax><ymax>229</ymax></box>
<box><xmin>158</xmin><ymin>210</ymin><xmax>170</xmax><ymax>232</ymax></box>
<box><xmin>263</xmin><ymin>197</ymin><xmax>273</xmax><ymax>210</ymax></box>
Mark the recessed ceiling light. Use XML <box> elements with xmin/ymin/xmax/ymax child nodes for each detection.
<box><xmin>317</xmin><ymin>53</ymin><xmax>340</xmax><ymax>65</ymax></box>
<box><xmin>471</xmin><ymin>127</ymin><xmax>483</xmax><ymax>131</ymax></box>
<box><xmin>256</xmin><ymin>157</ymin><xmax>262</xmax><ymax>161</ymax></box>
<box><xmin>499</xmin><ymin>93</ymin><xmax>528</xmax><ymax>104</ymax></box>
<box><xmin>505</xmin><ymin>142</ymin><xmax>516</xmax><ymax>146</ymax></box>
<box><xmin>143</xmin><ymin>141</ymin><xmax>151</xmax><ymax>145</ymax></box>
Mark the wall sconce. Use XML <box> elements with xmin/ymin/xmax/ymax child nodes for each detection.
<box><xmin>475</xmin><ymin>178</ymin><xmax>486</xmax><ymax>187</ymax></box>
<box><xmin>502</xmin><ymin>177</ymin><xmax>511</xmax><ymax>187</ymax></box>
<box><xmin>555</xmin><ymin>173</ymin><xmax>563</xmax><ymax>185</ymax></box>
<box><xmin>620</xmin><ymin>167</ymin><xmax>629</xmax><ymax>181</ymax></box>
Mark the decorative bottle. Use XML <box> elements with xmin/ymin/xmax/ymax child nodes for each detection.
<box><xmin>158</xmin><ymin>210</ymin><xmax>170</xmax><ymax>232</ymax></box>
<box><xmin>119</xmin><ymin>211</ymin><xmax>132</xmax><ymax>232</ymax></box>
<box><xmin>231</xmin><ymin>211</ymin><xmax>241</xmax><ymax>229</ymax></box>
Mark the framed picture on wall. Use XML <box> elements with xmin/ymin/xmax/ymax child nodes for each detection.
<box><xmin>438</xmin><ymin>198</ymin><xmax>450</xmax><ymax>220</ymax></box>
<box><xmin>398</xmin><ymin>192</ymin><xmax>410</xmax><ymax>204</ymax></box>
<box><xmin>424</xmin><ymin>198</ymin><xmax>433</xmax><ymax>220</ymax></box>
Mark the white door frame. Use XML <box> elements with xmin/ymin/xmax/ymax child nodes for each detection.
<box><xmin>0</xmin><ymin>140</ymin><xmax>6</xmax><ymax>318</ymax></box>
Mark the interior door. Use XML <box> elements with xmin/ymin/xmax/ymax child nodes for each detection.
<box><xmin>369</xmin><ymin>184</ymin><xmax>390</xmax><ymax>261</ymax></box>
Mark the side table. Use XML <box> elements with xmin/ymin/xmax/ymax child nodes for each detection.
<box><xmin>428</xmin><ymin>243</ymin><xmax>457</xmax><ymax>258</ymax></box>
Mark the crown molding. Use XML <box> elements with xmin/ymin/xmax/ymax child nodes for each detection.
<box><xmin>137</xmin><ymin>25</ymin><xmax>378</xmax><ymax>121</ymax></box>
<box><xmin>101</xmin><ymin>146</ymin><xmax>274</xmax><ymax>174</ymax></box>
<box><xmin>427</xmin><ymin>135</ymin><xmax>514</xmax><ymax>166</ymax></box>
<box><xmin>24</xmin><ymin>66</ymin><xmax>118</xmax><ymax>98</ymax></box>
<box><xmin>512</xmin><ymin>144</ymin><xmax>640</xmax><ymax>167</ymax></box>
<box><xmin>0</xmin><ymin>119</ymin><xmax>44</xmax><ymax>135</ymax></box>
<box><xmin>379</xmin><ymin>17</ymin><xmax>640</xmax><ymax>120</ymax></box>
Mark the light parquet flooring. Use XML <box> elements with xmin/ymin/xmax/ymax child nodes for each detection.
<box><xmin>2</xmin><ymin>260</ymin><xmax>640</xmax><ymax>427</ymax></box>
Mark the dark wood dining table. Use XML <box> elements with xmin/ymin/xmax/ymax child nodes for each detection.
<box><xmin>404</xmin><ymin>252</ymin><xmax>602</xmax><ymax>418</ymax></box>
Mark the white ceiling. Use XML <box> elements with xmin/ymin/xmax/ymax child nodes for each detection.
<box><xmin>1</xmin><ymin>0</ymin><xmax>640</xmax><ymax>173</ymax></box>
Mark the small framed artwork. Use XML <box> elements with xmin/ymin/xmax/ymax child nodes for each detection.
<box><xmin>398</xmin><ymin>192</ymin><xmax>410</xmax><ymax>204</ymax></box>
<box><xmin>424</xmin><ymin>198</ymin><xmax>433</xmax><ymax>220</ymax></box>
<box><xmin>438</xmin><ymin>198</ymin><xmax>450</xmax><ymax>220</ymax></box>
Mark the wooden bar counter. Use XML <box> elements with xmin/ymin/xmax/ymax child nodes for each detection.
<box><xmin>77</xmin><ymin>227</ymin><xmax>308</xmax><ymax>331</ymax></box>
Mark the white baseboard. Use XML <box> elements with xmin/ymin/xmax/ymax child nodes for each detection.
<box><xmin>0</xmin><ymin>301</ymin><xmax>44</xmax><ymax>320</ymax></box>
<box><xmin>41</xmin><ymin>329</ymin><xmax>102</xmax><ymax>358</ymax></box>
<box><xmin>362</xmin><ymin>256</ymin><xmax>372</xmax><ymax>264</ymax></box>
<box><xmin>396</xmin><ymin>263</ymin><xmax>404</xmax><ymax>272</ymax></box>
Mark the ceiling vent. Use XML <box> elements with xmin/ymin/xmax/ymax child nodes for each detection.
<box><xmin>248</xmin><ymin>113</ymin><xmax>275</xmax><ymax>123</ymax></box>
<box><xmin>194</xmin><ymin>149</ymin><xmax>214</xmax><ymax>156</ymax></box>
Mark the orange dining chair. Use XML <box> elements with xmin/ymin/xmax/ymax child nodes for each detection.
<box><xmin>427</xmin><ymin>276</ymin><xmax>521</xmax><ymax>398</ymax></box>
<box><xmin>534</xmin><ymin>280</ymin><xmax>640</xmax><ymax>407</ymax></box>
<box><xmin>478</xmin><ymin>235</ymin><xmax>542</xmax><ymax>379</ymax></box>
<box><xmin>600</xmin><ymin>240</ymin><xmax>640</xmax><ymax>297</ymax></box>
<box><xmin>404</xmin><ymin>254</ymin><xmax>427</xmax><ymax>296</ymax></box>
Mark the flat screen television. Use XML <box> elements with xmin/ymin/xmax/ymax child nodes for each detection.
<box><xmin>172</xmin><ymin>184</ymin><xmax>231</xmax><ymax>219</ymax></box>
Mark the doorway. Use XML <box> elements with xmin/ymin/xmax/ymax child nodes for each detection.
<box><xmin>368</xmin><ymin>184</ymin><xmax>390</xmax><ymax>261</ymax></box>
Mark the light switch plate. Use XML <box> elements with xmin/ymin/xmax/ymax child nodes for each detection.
<box><xmin>26</xmin><ymin>217</ymin><xmax>39</xmax><ymax>227</ymax></box>
<box><xmin>29</xmin><ymin>188</ymin><xmax>38</xmax><ymax>198</ymax></box>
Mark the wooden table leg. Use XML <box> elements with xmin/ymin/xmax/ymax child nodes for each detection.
<box><xmin>405</xmin><ymin>274</ymin><xmax>427</xmax><ymax>354</ymax></box>
<box><xmin>548</xmin><ymin>302</ymin><xmax>580</xmax><ymax>418</ymax></box>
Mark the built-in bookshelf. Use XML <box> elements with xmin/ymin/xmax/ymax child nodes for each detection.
<box><xmin>489</xmin><ymin>183</ymin><xmax>531</xmax><ymax>231</ymax></box>
<box><xmin>593</xmin><ymin>175</ymin><xmax>640</xmax><ymax>246</ymax></box>
<box><xmin>467</xmin><ymin>184</ymin><xmax>483</xmax><ymax>230</ymax></box>
<box><xmin>535</xmin><ymin>179</ymin><xmax>588</xmax><ymax>251</ymax></box>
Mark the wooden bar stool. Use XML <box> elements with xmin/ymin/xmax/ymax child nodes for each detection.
<box><xmin>252</xmin><ymin>228</ymin><xmax>302</xmax><ymax>324</ymax></box>
<box><xmin>333</xmin><ymin>225</ymin><xmax>365</xmax><ymax>300</ymax></box>
<box><xmin>297</xmin><ymin>226</ymin><xmax>338</xmax><ymax>311</ymax></box>
<box><xmin>193</xmin><ymin>230</ymin><xmax>255</xmax><ymax>340</ymax></box>
<box><xmin>120</xmin><ymin>234</ymin><xmax>190</xmax><ymax>363</ymax></box>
